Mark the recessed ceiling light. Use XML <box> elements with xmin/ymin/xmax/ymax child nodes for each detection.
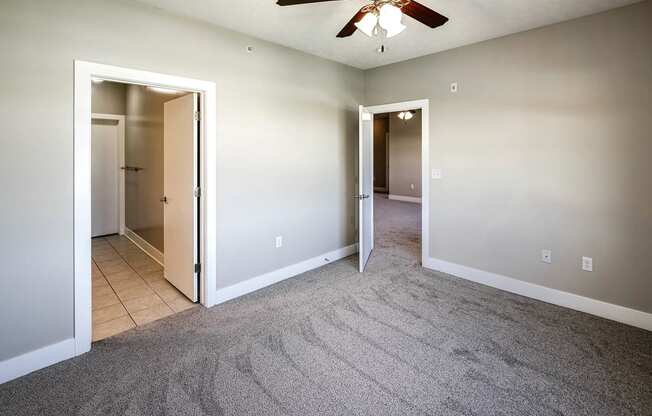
<box><xmin>148</xmin><ymin>86</ymin><xmax>181</xmax><ymax>94</ymax></box>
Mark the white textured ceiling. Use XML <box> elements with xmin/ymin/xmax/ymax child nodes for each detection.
<box><xmin>133</xmin><ymin>0</ymin><xmax>641</xmax><ymax>69</ymax></box>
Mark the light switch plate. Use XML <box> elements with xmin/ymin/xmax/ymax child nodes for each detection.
<box><xmin>275</xmin><ymin>236</ymin><xmax>283</xmax><ymax>248</ymax></box>
<box><xmin>450</xmin><ymin>82</ymin><xmax>458</xmax><ymax>93</ymax></box>
<box><xmin>582</xmin><ymin>256</ymin><xmax>593</xmax><ymax>272</ymax></box>
<box><xmin>432</xmin><ymin>169</ymin><xmax>442</xmax><ymax>179</ymax></box>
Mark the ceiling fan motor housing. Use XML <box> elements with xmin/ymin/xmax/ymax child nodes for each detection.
<box><xmin>362</xmin><ymin>0</ymin><xmax>411</xmax><ymax>14</ymax></box>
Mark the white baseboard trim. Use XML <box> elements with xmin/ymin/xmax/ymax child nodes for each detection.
<box><xmin>388</xmin><ymin>194</ymin><xmax>422</xmax><ymax>204</ymax></box>
<box><xmin>423</xmin><ymin>257</ymin><xmax>652</xmax><ymax>332</ymax></box>
<box><xmin>124</xmin><ymin>227</ymin><xmax>164</xmax><ymax>266</ymax></box>
<box><xmin>0</xmin><ymin>338</ymin><xmax>75</xmax><ymax>385</ymax></box>
<box><xmin>214</xmin><ymin>244</ymin><xmax>358</xmax><ymax>305</ymax></box>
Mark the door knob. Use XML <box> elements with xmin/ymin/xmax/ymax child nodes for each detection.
<box><xmin>160</xmin><ymin>196</ymin><xmax>168</xmax><ymax>203</ymax></box>
<box><xmin>353</xmin><ymin>194</ymin><xmax>370</xmax><ymax>200</ymax></box>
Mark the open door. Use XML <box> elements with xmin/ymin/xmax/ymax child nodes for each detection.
<box><xmin>163</xmin><ymin>93</ymin><xmax>199</xmax><ymax>302</ymax></box>
<box><xmin>91</xmin><ymin>118</ymin><xmax>121</xmax><ymax>237</ymax></box>
<box><xmin>358</xmin><ymin>106</ymin><xmax>374</xmax><ymax>272</ymax></box>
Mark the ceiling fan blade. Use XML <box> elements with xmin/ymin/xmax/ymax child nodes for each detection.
<box><xmin>402</xmin><ymin>1</ymin><xmax>449</xmax><ymax>28</ymax></box>
<box><xmin>336</xmin><ymin>8</ymin><xmax>366</xmax><ymax>38</ymax></box>
<box><xmin>276</xmin><ymin>0</ymin><xmax>342</xmax><ymax>5</ymax></box>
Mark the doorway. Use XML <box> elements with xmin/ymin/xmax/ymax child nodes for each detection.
<box><xmin>357</xmin><ymin>100</ymin><xmax>430</xmax><ymax>272</ymax></box>
<box><xmin>74</xmin><ymin>61</ymin><xmax>217</xmax><ymax>355</ymax></box>
<box><xmin>89</xmin><ymin>82</ymin><xmax>200</xmax><ymax>341</ymax></box>
<box><xmin>91</xmin><ymin>114</ymin><xmax>125</xmax><ymax>238</ymax></box>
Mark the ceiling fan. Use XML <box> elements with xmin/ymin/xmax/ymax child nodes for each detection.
<box><xmin>276</xmin><ymin>0</ymin><xmax>448</xmax><ymax>40</ymax></box>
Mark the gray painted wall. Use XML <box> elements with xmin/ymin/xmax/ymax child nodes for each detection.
<box><xmin>388</xmin><ymin>110</ymin><xmax>422</xmax><ymax>199</ymax></box>
<box><xmin>124</xmin><ymin>85</ymin><xmax>176</xmax><ymax>253</ymax></box>
<box><xmin>0</xmin><ymin>0</ymin><xmax>362</xmax><ymax>361</ymax></box>
<box><xmin>91</xmin><ymin>81</ymin><xmax>126</xmax><ymax>115</ymax></box>
<box><xmin>365</xmin><ymin>1</ymin><xmax>652</xmax><ymax>313</ymax></box>
<box><xmin>373</xmin><ymin>117</ymin><xmax>388</xmax><ymax>190</ymax></box>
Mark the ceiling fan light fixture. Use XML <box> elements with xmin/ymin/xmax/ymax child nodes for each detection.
<box><xmin>354</xmin><ymin>12</ymin><xmax>378</xmax><ymax>37</ymax></box>
<box><xmin>384</xmin><ymin>22</ymin><xmax>406</xmax><ymax>38</ymax></box>
<box><xmin>278</xmin><ymin>0</ymin><xmax>449</xmax><ymax>43</ymax></box>
<box><xmin>378</xmin><ymin>3</ymin><xmax>405</xmax><ymax>38</ymax></box>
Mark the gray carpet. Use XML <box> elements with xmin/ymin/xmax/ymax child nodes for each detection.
<box><xmin>1</xmin><ymin>195</ymin><xmax>651</xmax><ymax>415</ymax></box>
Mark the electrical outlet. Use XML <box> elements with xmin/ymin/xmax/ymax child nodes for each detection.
<box><xmin>582</xmin><ymin>256</ymin><xmax>593</xmax><ymax>272</ymax></box>
<box><xmin>541</xmin><ymin>249</ymin><xmax>552</xmax><ymax>264</ymax></box>
<box><xmin>410</xmin><ymin>183</ymin><xmax>415</xmax><ymax>190</ymax></box>
<box><xmin>275</xmin><ymin>236</ymin><xmax>283</xmax><ymax>248</ymax></box>
<box><xmin>432</xmin><ymin>169</ymin><xmax>442</xmax><ymax>179</ymax></box>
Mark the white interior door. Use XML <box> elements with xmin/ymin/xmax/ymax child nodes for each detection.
<box><xmin>91</xmin><ymin>119</ymin><xmax>120</xmax><ymax>237</ymax></box>
<box><xmin>163</xmin><ymin>93</ymin><xmax>198</xmax><ymax>302</ymax></box>
<box><xmin>359</xmin><ymin>106</ymin><xmax>374</xmax><ymax>272</ymax></box>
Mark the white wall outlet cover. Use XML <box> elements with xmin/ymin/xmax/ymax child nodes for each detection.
<box><xmin>410</xmin><ymin>183</ymin><xmax>415</xmax><ymax>190</ymax></box>
<box><xmin>432</xmin><ymin>169</ymin><xmax>442</xmax><ymax>179</ymax></box>
<box><xmin>582</xmin><ymin>256</ymin><xmax>593</xmax><ymax>272</ymax></box>
<box><xmin>450</xmin><ymin>82</ymin><xmax>458</xmax><ymax>93</ymax></box>
<box><xmin>541</xmin><ymin>249</ymin><xmax>552</xmax><ymax>264</ymax></box>
<box><xmin>275</xmin><ymin>236</ymin><xmax>283</xmax><ymax>248</ymax></box>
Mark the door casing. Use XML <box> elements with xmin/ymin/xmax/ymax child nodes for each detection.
<box><xmin>74</xmin><ymin>61</ymin><xmax>217</xmax><ymax>357</ymax></box>
<box><xmin>358</xmin><ymin>99</ymin><xmax>430</xmax><ymax>271</ymax></box>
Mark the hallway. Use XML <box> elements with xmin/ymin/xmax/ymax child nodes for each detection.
<box><xmin>372</xmin><ymin>193</ymin><xmax>421</xmax><ymax>265</ymax></box>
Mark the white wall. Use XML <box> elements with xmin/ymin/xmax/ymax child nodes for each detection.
<box><xmin>365</xmin><ymin>1</ymin><xmax>652</xmax><ymax>314</ymax></box>
<box><xmin>0</xmin><ymin>0</ymin><xmax>362</xmax><ymax>362</ymax></box>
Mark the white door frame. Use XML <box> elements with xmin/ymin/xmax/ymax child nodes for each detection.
<box><xmin>91</xmin><ymin>113</ymin><xmax>126</xmax><ymax>236</ymax></box>
<box><xmin>74</xmin><ymin>61</ymin><xmax>217</xmax><ymax>356</ymax></box>
<box><xmin>361</xmin><ymin>99</ymin><xmax>430</xmax><ymax>267</ymax></box>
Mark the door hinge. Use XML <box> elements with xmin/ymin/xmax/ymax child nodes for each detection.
<box><xmin>194</xmin><ymin>186</ymin><xmax>201</xmax><ymax>198</ymax></box>
<box><xmin>194</xmin><ymin>263</ymin><xmax>201</xmax><ymax>274</ymax></box>
<box><xmin>194</xmin><ymin>111</ymin><xmax>201</xmax><ymax>121</ymax></box>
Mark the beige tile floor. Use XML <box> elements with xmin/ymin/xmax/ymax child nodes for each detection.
<box><xmin>92</xmin><ymin>235</ymin><xmax>198</xmax><ymax>341</ymax></box>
